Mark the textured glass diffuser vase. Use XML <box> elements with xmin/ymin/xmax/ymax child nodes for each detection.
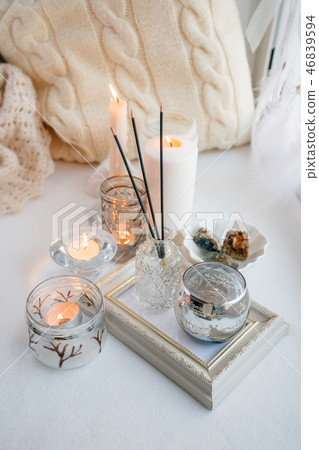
<box><xmin>135</xmin><ymin>229</ymin><xmax>182</xmax><ymax>311</ymax></box>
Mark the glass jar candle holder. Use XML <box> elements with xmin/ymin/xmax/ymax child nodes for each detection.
<box><xmin>100</xmin><ymin>175</ymin><xmax>147</xmax><ymax>253</ymax></box>
<box><xmin>140</xmin><ymin>110</ymin><xmax>198</xmax><ymax>149</ymax></box>
<box><xmin>141</xmin><ymin>111</ymin><xmax>198</xmax><ymax>230</ymax></box>
<box><xmin>26</xmin><ymin>275</ymin><xmax>106</xmax><ymax>369</ymax></box>
<box><xmin>175</xmin><ymin>262</ymin><xmax>251</xmax><ymax>342</ymax></box>
<box><xmin>135</xmin><ymin>229</ymin><xmax>182</xmax><ymax>311</ymax></box>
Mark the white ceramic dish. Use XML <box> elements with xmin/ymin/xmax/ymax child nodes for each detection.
<box><xmin>182</xmin><ymin>221</ymin><xmax>268</xmax><ymax>271</ymax></box>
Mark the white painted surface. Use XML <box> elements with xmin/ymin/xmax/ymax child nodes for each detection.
<box><xmin>0</xmin><ymin>145</ymin><xmax>300</xmax><ymax>449</ymax></box>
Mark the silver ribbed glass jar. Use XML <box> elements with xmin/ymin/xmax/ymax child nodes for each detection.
<box><xmin>100</xmin><ymin>175</ymin><xmax>147</xmax><ymax>253</ymax></box>
<box><xmin>175</xmin><ymin>262</ymin><xmax>250</xmax><ymax>342</ymax></box>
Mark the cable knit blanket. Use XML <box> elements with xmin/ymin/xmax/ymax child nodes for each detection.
<box><xmin>0</xmin><ymin>64</ymin><xmax>53</xmax><ymax>216</ymax></box>
<box><xmin>0</xmin><ymin>0</ymin><xmax>254</xmax><ymax>163</ymax></box>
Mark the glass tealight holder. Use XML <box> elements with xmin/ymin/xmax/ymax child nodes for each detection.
<box><xmin>50</xmin><ymin>227</ymin><xmax>117</xmax><ymax>274</ymax></box>
<box><xmin>135</xmin><ymin>228</ymin><xmax>182</xmax><ymax>311</ymax></box>
<box><xmin>175</xmin><ymin>262</ymin><xmax>251</xmax><ymax>342</ymax></box>
<box><xmin>100</xmin><ymin>175</ymin><xmax>147</xmax><ymax>253</ymax></box>
<box><xmin>26</xmin><ymin>275</ymin><xmax>106</xmax><ymax>369</ymax></box>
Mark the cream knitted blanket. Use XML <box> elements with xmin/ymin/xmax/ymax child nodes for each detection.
<box><xmin>0</xmin><ymin>64</ymin><xmax>54</xmax><ymax>216</ymax></box>
<box><xmin>0</xmin><ymin>0</ymin><xmax>254</xmax><ymax>164</ymax></box>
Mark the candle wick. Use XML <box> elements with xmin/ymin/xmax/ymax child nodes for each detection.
<box><xmin>116</xmin><ymin>96</ymin><xmax>119</xmax><ymax>103</ymax></box>
<box><xmin>169</xmin><ymin>142</ymin><xmax>173</xmax><ymax>148</ymax></box>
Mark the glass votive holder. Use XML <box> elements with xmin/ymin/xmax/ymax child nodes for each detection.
<box><xmin>140</xmin><ymin>110</ymin><xmax>198</xmax><ymax>149</ymax></box>
<box><xmin>26</xmin><ymin>275</ymin><xmax>106</xmax><ymax>369</ymax></box>
<box><xmin>175</xmin><ymin>262</ymin><xmax>251</xmax><ymax>342</ymax></box>
<box><xmin>49</xmin><ymin>227</ymin><xmax>117</xmax><ymax>274</ymax></box>
<box><xmin>100</xmin><ymin>175</ymin><xmax>147</xmax><ymax>253</ymax></box>
<box><xmin>140</xmin><ymin>111</ymin><xmax>198</xmax><ymax>229</ymax></box>
<box><xmin>135</xmin><ymin>228</ymin><xmax>182</xmax><ymax>311</ymax></box>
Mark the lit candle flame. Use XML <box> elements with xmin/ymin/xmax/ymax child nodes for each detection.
<box><xmin>165</xmin><ymin>136</ymin><xmax>173</xmax><ymax>147</ymax></box>
<box><xmin>109</xmin><ymin>84</ymin><xmax>119</xmax><ymax>103</ymax></box>
<box><xmin>118</xmin><ymin>230</ymin><xmax>131</xmax><ymax>245</ymax></box>
<box><xmin>57</xmin><ymin>312</ymin><xmax>69</xmax><ymax>325</ymax></box>
<box><xmin>82</xmin><ymin>232</ymin><xmax>88</xmax><ymax>250</ymax></box>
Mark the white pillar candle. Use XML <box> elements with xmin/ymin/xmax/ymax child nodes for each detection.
<box><xmin>144</xmin><ymin>136</ymin><xmax>198</xmax><ymax>228</ymax></box>
<box><xmin>108</xmin><ymin>84</ymin><xmax>128</xmax><ymax>177</ymax></box>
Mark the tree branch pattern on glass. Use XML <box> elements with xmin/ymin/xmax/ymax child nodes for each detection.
<box><xmin>28</xmin><ymin>330</ymin><xmax>38</xmax><ymax>352</ymax></box>
<box><xmin>90</xmin><ymin>328</ymin><xmax>105</xmax><ymax>353</ymax></box>
<box><xmin>43</xmin><ymin>342</ymin><xmax>83</xmax><ymax>368</ymax></box>
<box><xmin>81</xmin><ymin>293</ymin><xmax>97</xmax><ymax>309</ymax></box>
<box><xmin>51</xmin><ymin>290</ymin><xmax>76</xmax><ymax>306</ymax></box>
<box><xmin>49</xmin><ymin>291</ymin><xmax>97</xmax><ymax>310</ymax></box>
<box><xmin>32</xmin><ymin>295</ymin><xmax>49</xmax><ymax>319</ymax></box>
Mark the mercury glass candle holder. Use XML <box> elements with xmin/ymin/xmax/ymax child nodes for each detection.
<box><xmin>100</xmin><ymin>175</ymin><xmax>147</xmax><ymax>253</ymax></box>
<box><xmin>49</xmin><ymin>227</ymin><xmax>117</xmax><ymax>274</ymax></box>
<box><xmin>135</xmin><ymin>229</ymin><xmax>182</xmax><ymax>311</ymax></box>
<box><xmin>175</xmin><ymin>262</ymin><xmax>251</xmax><ymax>342</ymax></box>
<box><xmin>25</xmin><ymin>275</ymin><xmax>106</xmax><ymax>369</ymax></box>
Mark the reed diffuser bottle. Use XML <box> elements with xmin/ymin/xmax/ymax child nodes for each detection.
<box><xmin>135</xmin><ymin>229</ymin><xmax>182</xmax><ymax>311</ymax></box>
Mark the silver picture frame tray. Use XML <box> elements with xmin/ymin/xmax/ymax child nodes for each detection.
<box><xmin>97</xmin><ymin>258</ymin><xmax>289</xmax><ymax>409</ymax></box>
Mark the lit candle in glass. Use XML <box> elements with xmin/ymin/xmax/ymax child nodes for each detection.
<box><xmin>164</xmin><ymin>136</ymin><xmax>182</xmax><ymax>148</ymax></box>
<box><xmin>45</xmin><ymin>302</ymin><xmax>82</xmax><ymax>328</ymax></box>
<box><xmin>117</xmin><ymin>230</ymin><xmax>133</xmax><ymax>247</ymax></box>
<box><xmin>144</xmin><ymin>134</ymin><xmax>198</xmax><ymax>223</ymax></box>
<box><xmin>68</xmin><ymin>233</ymin><xmax>100</xmax><ymax>261</ymax></box>
<box><xmin>100</xmin><ymin>175</ymin><xmax>147</xmax><ymax>253</ymax></box>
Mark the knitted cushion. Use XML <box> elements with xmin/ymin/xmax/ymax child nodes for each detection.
<box><xmin>0</xmin><ymin>0</ymin><xmax>254</xmax><ymax>163</ymax></box>
<box><xmin>0</xmin><ymin>63</ymin><xmax>54</xmax><ymax>216</ymax></box>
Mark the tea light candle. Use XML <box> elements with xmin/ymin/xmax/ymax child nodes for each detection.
<box><xmin>109</xmin><ymin>84</ymin><xmax>127</xmax><ymax>177</ymax></box>
<box><xmin>45</xmin><ymin>302</ymin><xmax>82</xmax><ymax>328</ymax></box>
<box><xmin>144</xmin><ymin>135</ymin><xmax>198</xmax><ymax>224</ymax></box>
<box><xmin>68</xmin><ymin>233</ymin><xmax>100</xmax><ymax>261</ymax></box>
<box><xmin>117</xmin><ymin>230</ymin><xmax>134</xmax><ymax>246</ymax></box>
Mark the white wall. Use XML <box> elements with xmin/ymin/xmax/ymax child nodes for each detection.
<box><xmin>236</xmin><ymin>0</ymin><xmax>260</xmax><ymax>71</ymax></box>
